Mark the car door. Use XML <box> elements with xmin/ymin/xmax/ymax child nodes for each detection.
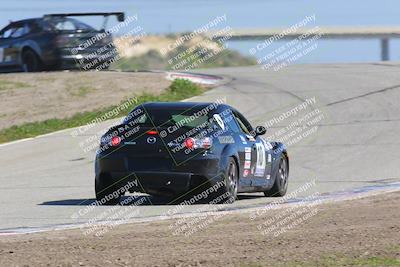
<box><xmin>0</xmin><ymin>23</ymin><xmax>27</xmax><ymax>67</ymax></box>
<box><xmin>216</xmin><ymin>108</ymin><xmax>252</xmax><ymax>190</ymax></box>
<box><xmin>233</xmin><ymin>110</ymin><xmax>273</xmax><ymax>189</ymax></box>
<box><xmin>231</xmin><ymin>110</ymin><xmax>259</xmax><ymax>187</ymax></box>
<box><xmin>0</xmin><ymin>24</ymin><xmax>17</xmax><ymax>67</ymax></box>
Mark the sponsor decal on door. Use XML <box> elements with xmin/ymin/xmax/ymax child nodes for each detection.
<box><xmin>254</xmin><ymin>142</ymin><xmax>266</xmax><ymax>177</ymax></box>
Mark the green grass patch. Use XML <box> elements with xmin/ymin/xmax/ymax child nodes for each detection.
<box><xmin>0</xmin><ymin>79</ymin><xmax>30</xmax><ymax>90</ymax></box>
<box><xmin>282</xmin><ymin>255</ymin><xmax>400</xmax><ymax>267</ymax></box>
<box><xmin>0</xmin><ymin>79</ymin><xmax>204</xmax><ymax>144</ymax></box>
<box><xmin>349</xmin><ymin>257</ymin><xmax>400</xmax><ymax>266</ymax></box>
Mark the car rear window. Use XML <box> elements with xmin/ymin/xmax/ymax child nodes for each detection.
<box><xmin>124</xmin><ymin>107</ymin><xmax>212</xmax><ymax>129</ymax></box>
<box><xmin>49</xmin><ymin>18</ymin><xmax>96</xmax><ymax>32</ymax></box>
<box><xmin>171</xmin><ymin>114</ymin><xmax>209</xmax><ymax>128</ymax></box>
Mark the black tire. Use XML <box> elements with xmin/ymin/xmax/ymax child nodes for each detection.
<box><xmin>212</xmin><ymin>158</ymin><xmax>238</xmax><ymax>204</ymax></box>
<box><xmin>22</xmin><ymin>49</ymin><xmax>41</xmax><ymax>72</ymax></box>
<box><xmin>264</xmin><ymin>154</ymin><xmax>289</xmax><ymax>197</ymax></box>
<box><xmin>95</xmin><ymin>178</ymin><xmax>121</xmax><ymax>205</ymax></box>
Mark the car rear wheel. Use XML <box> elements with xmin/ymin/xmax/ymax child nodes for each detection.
<box><xmin>22</xmin><ymin>50</ymin><xmax>41</xmax><ymax>72</ymax></box>
<box><xmin>264</xmin><ymin>155</ymin><xmax>289</xmax><ymax>197</ymax></box>
<box><xmin>95</xmin><ymin>177</ymin><xmax>121</xmax><ymax>205</ymax></box>
<box><xmin>213</xmin><ymin>158</ymin><xmax>238</xmax><ymax>204</ymax></box>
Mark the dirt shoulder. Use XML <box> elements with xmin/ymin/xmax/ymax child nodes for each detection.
<box><xmin>0</xmin><ymin>71</ymin><xmax>170</xmax><ymax>130</ymax></box>
<box><xmin>0</xmin><ymin>191</ymin><xmax>399</xmax><ymax>266</ymax></box>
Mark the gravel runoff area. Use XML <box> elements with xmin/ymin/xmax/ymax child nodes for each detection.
<box><xmin>0</xmin><ymin>191</ymin><xmax>399</xmax><ymax>267</ymax></box>
<box><xmin>0</xmin><ymin>71</ymin><xmax>170</xmax><ymax>130</ymax></box>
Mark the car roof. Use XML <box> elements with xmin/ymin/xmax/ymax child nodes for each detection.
<box><xmin>6</xmin><ymin>16</ymin><xmax>83</xmax><ymax>26</ymax></box>
<box><xmin>7</xmin><ymin>18</ymin><xmax>41</xmax><ymax>25</ymax></box>
<box><xmin>142</xmin><ymin>102</ymin><xmax>232</xmax><ymax>111</ymax></box>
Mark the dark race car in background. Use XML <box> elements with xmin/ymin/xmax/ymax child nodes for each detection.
<box><xmin>95</xmin><ymin>102</ymin><xmax>289</xmax><ymax>205</ymax></box>
<box><xmin>0</xmin><ymin>12</ymin><xmax>124</xmax><ymax>72</ymax></box>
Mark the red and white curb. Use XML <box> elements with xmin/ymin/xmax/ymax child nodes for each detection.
<box><xmin>166</xmin><ymin>72</ymin><xmax>223</xmax><ymax>85</ymax></box>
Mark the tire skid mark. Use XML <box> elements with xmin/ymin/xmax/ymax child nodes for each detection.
<box><xmin>327</xmin><ymin>84</ymin><xmax>400</xmax><ymax>106</ymax></box>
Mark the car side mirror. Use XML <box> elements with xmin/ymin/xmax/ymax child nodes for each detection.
<box><xmin>255</xmin><ymin>126</ymin><xmax>266</xmax><ymax>136</ymax></box>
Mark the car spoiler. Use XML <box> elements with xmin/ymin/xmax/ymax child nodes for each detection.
<box><xmin>43</xmin><ymin>12</ymin><xmax>125</xmax><ymax>22</ymax></box>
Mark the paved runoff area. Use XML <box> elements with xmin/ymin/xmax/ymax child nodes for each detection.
<box><xmin>1</xmin><ymin>62</ymin><xmax>400</xmax><ymax>232</ymax></box>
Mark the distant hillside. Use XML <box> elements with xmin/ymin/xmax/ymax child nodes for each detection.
<box><xmin>111</xmin><ymin>34</ymin><xmax>256</xmax><ymax>71</ymax></box>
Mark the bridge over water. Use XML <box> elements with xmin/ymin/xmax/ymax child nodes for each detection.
<box><xmin>208</xmin><ymin>27</ymin><xmax>400</xmax><ymax>61</ymax></box>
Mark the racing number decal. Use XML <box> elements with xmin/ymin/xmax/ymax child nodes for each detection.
<box><xmin>261</xmin><ymin>138</ymin><xmax>272</xmax><ymax>163</ymax></box>
<box><xmin>254</xmin><ymin>143</ymin><xmax>266</xmax><ymax>176</ymax></box>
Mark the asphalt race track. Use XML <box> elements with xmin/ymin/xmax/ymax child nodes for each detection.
<box><xmin>1</xmin><ymin>62</ymin><xmax>400</xmax><ymax>231</ymax></box>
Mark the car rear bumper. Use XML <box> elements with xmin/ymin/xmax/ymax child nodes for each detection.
<box><xmin>59</xmin><ymin>54</ymin><xmax>116</xmax><ymax>69</ymax></box>
<box><xmin>58</xmin><ymin>48</ymin><xmax>117</xmax><ymax>69</ymax></box>
<box><xmin>95</xmin><ymin>154</ymin><xmax>223</xmax><ymax>195</ymax></box>
<box><xmin>105</xmin><ymin>171</ymin><xmax>206</xmax><ymax>196</ymax></box>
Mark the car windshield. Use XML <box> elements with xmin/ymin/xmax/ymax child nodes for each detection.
<box><xmin>0</xmin><ymin>27</ymin><xmax>15</xmax><ymax>38</ymax></box>
<box><xmin>124</xmin><ymin>107</ymin><xmax>212</xmax><ymax>129</ymax></box>
<box><xmin>49</xmin><ymin>17</ymin><xmax>96</xmax><ymax>32</ymax></box>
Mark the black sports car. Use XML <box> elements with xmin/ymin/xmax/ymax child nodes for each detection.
<box><xmin>0</xmin><ymin>12</ymin><xmax>124</xmax><ymax>72</ymax></box>
<box><xmin>95</xmin><ymin>102</ymin><xmax>289</xmax><ymax>205</ymax></box>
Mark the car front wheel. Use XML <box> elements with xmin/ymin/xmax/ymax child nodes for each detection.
<box><xmin>22</xmin><ymin>50</ymin><xmax>41</xmax><ymax>72</ymax></box>
<box><xmin>264</xmin><ymin>155</ymin><xmax>289</xmax><ymax>197</ymax></box>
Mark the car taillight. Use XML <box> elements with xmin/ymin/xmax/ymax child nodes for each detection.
<box><xmin>184</xmin><ymin>137</ymin><xmax>212</xmax><ymax>150</ymax></box>
<box><xmin>147</xmin><ymin>130</ymin><xmax>158</xmax><ymax>135</ymax></box>
<box><xmin>185</xmin><ymin>138</ymin><xmax>195</xmax><ymax>149</ymax></box>
<box><xmin>111</xmin><ymin>136</ymin><xmax>121</xmax><ymax>146</ymax></box>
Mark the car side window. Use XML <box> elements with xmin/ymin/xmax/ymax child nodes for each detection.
<box><xmin>233</xmin><ymin>111</ymin><xmax>253</xmax><ymax>135</ymax></box>
<box><xmin>41</xmin><ymin>21</ymin><xmax>53</xmax><ymax>32</ymax></box>
<box><xmin>23</xmin><ymin>24</ymin><xmax>31</xmax><ymax>35</ymax></box>
<box><xmin>54</xmin><ymin>20</ymin><xmax>75</xmax><ymax>31</ymax></box>
<box><xmin>28</xmin><ymin>21</ymin><xmax>41</xmax><ymax>33</ymax></box>
<box><xmin>10</xmin><ymin>24</ymin><xmax>29</xmax><ymax>38</ymax></box>
<box><xmin>11</xmin><ymin>27</ymin><xmax>24</xmax><ymax>38</ymax></box>
<box><xmin>235</xmin><ymin>115</ymin><xmax>250</xmax><ymax>134</ymax></box>
<box><xmin>220</xmin><ymin>109</ymin><xmax>240</xmax><ymax>133</ymax></box>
